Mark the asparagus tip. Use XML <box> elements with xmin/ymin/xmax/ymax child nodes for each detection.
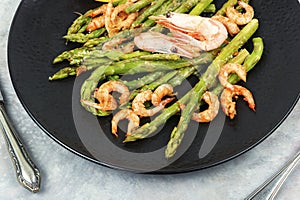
<box><xmin>123</xmin><ymin>136</ymin><xmax>136</xmax><ymax>143</ymax></box>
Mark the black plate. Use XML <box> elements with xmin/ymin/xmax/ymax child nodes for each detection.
<box><xmin>8</xmin><ymin>0</ymin><xmax>300</xmax><ymax>173</ymax></box>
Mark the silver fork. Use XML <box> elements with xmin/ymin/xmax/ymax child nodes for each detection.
<box><xmin>246</xmin><ymin>150</ymin><xmax>300</xmax><ymax>200</ymax></box>
<box><xmin>0</xmin><ymin>89</ymin><xmax>41</xmax><ymax>192</ymax></box>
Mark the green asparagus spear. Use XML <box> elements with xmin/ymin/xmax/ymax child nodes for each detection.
<box><xmin>189</xmin><ymin>0</ymin><xmax>213</xmax><ymax>16</ymax></box>
<box><xmin>53</xmin><ymin>47</ymin><xmax>93</xmax><ymax>64</ymax></box>
<box><xmin>49</xmin><ymin>67</ymin><xmax>77</xmax><ymax>81</ymax></box>
<box><xmin>216</xmin><ymin>0</ymin><xmax>238</xmax><ymax>16</ymax></box>
<box><xmin>113</xmin><ymin>0</ymin><xmax>127</xmax><ymax>6</ymax></box>
<box><xmin>77</xmin><ymin>18</ymin><xmax>92</xmax><ymax>33</ymax></box>
<box><xmin>80</xmin><ymin>57</ymin><xmax>112</xmax><ymax>69</ymax></box>
<box><xmin>139</xmin><ymin>54</ymin><xmax>181</xmax><ymax>61</ymax></box>
<box><xmin>107</xmin><ymin>75</ymin><xmax>120</xmax><ymax>81</ymax></box>
<box><xmin>165</xmin><ymin>81</ymin><xmax>203</xmax><ymax>158</ymax></box>
<box><xmin>131</xmin><ymin>0</ymin><xmax>169</xmax><ymax>27</ymax></box>
<box><xmin>142</xmin><ymin>0</ymin><xmax>182</xmax><ymax>28</ymax></box>
<box><xmin>203</xmin><ymin>4</ymin><xmax>216</xmax><ymax>13</ymax></box>
<box><xmin>119</xmin><ymin>51</ymin><xmax>151</xmax><ymax>60</ymax></box>
<box><xmin>243</xmin><ymin>37</ymin><xmax>264</xmax><ymax>71</ymax></box>
<box><xmin>125</xmin><ymin>0</ymin><xmax>154</xmax><ymax>14</ymax></box>
<box><xmin>86</xmin><ymin>50</ymin><xmax>126</xmax><ymax>61</ymax></box>
<box><xmin>168</xmin><ymin>66</ymin><xmax>198</xmax><ymax>87</ymax></box>
<box><xmin>67</xmin><ymin>15</ymin><xmax>91</xmax><ymax>35</ymax></box>
<box><xmin>83</xmin><ymin>37</ymin><xmax>108</xmax><ymax>48</ymax></box>
<box><xmin>57</xmin><ymin>49</ymin><xmax>139</xmax><ymax>67</ymax></box>
<box><xmin>51</xmin><ymin>58</ymin><xmax>114</xmax><ymax>81</ymax></box>
<box><xmin>125</xmin><ymin>19</ymin><xmax>259</xmax><ymax>145</ymax></box>
<box><xmin>175</xmin><ymin>0</ymin><xmax>199</xmax><ymax>13</ymax></box>
<box><xmin>228</xmin><ymin>49</ymin><xmax>250</xmax><ymax>64</ymax></box>
<box><xmin>84</xmin><ymin>51</ymin><xmax>162</xmax><ymax>70</ymax></box>
<box><xmin>87</xmin><ymin>50</ymin><xmax>159</xmax><ymax>62</ymax></box>
<box><xmin>69</xmin><ymin>57</ymin><xmax>84</xmax><ymax>65</ymax></box>
<box><xmin>123</xmin><ymin>71</ymin><xmax>165</xmax><ymax>90</ymax></box>
<box><xmin>63</xmin><ymin>28</ymin><xmax>106</xmax><ymax>43</ymax></box>
<box><xmin>67</xmin><ymin>49</ymin><xmax>123</xmax><ymax>66</ymax></box>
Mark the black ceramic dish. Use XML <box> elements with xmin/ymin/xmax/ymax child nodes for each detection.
<box><xmin>8</xmin><ymin>0</ymin><xmax>300</xmax><ymax>173</ymax></box>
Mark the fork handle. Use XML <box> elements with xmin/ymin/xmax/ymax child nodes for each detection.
<box><xmin>0</xmin><ymin>104</ymin><xmax>41</xmax><ymax>193</ymax></box>
<box><xmin>246</xmin><ymin>151</ymin><xmax>300</xmax><ymax>200</ymax></box>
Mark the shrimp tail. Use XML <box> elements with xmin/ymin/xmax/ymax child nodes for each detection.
<box><xmin>221</xmin><ymin>85</ymin><xmax>256</xmax><ymax>119</ymax></box>
<box><xmin>160</xmin><ymin>97</ymin><xmax>175</xmax><ymax>107</ymax></box>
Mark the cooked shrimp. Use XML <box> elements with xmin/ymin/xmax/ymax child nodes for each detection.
<box><xmin>120</xmin><ymin>12</ymin><xmax>138</xmax><ymax>30</ymax></box>
<box><xmin>86</xmin><ymin>4</ymin><xmax>107</xmax><ymax>18</ymax></box>
<box><xmin>212</xmin><ymin>15</ymin><xmax>240</xmax><ymax>36</ymax></box>
<box><xmin>149</xmin><ymin>12</ymin><xmax>228</xmax><ymax>51</ymax></box>
<box><xmin>111</xmin><ymin>4</ymin><xmax>128</xmax><ymax>21</ymax></box>
<box><xmin>151</xmin><ymin>84</ymin><xmax>175</xmax><ymax>106</ymax></box>
<box><xmin>81</xmin><ymin>96</ymin><xmax>117</xmax><ymax>111</ymax></box>
<box><xmin>220</xmin><ymin>85</ymin><xmax>255</xmax><ymax>119</ymax></box>
<box><xmin>132</xmin><ymin>90</ymin><xmax>158</xmax><ymax>117</ymax></box>
<box><xmin>226</xmin><ymin>1</ymin><xmax>254</xmax><ymax>25</ymax></box>
<box><xmin>84</xmin><ymin>80</ymin><xmax>129</xmax><ymax>112</ymax></box>
<box><xmin>111</xmin><ymin>0</ymin><xmax>137</xmax><ymax>18</ymax></box>
<box><xmin>110</xmin><ymin>4</ymin><xmax>129</xmax><ymax>28</ymax></box>
<box><xmin>218</xmin><ymin>63</ymin><xmax>247</xmax><ymax>90</ymax></box>
<box><xmin>118</xmin><ymin>12</ymin><xmax>129</xmax><ymax>21</ymax></box>
<box><xmin>132</xmin><ymin>90</ymin><xmax>173</xmax><ymax>117</ymax></box>
<box><xmin>86</xmin><ymin>0</ymin><xmax>138</xmax><ymax>36</ymax></box>
<box><xmin>95</xmin><ymin>80</ymin><xmax>130</xmax><ymax>105</ymax></box>
<box><xmin>104</xmin><ymin>0</ymin><xmax>138</xmax><ymax>37</ymax></box>
<box><xmin>191</xmin><ymin>91</ymin><xmax>220</xmax><ymax>123</ymax></box>
<box><xmin>111</xmin><ymin>109</ymin><xmax>140</xmax><ymax>137</ymax></box>
<box><xmin>179</xmin><ymin>91</ymin><xmax>219</xmax><ymax>122</ymax></box>
<box><xmin>110</xmin><ymin>0</ymin><xmax>137</xmax><ymax>22</ymax></box>
<box><xmin>86</xmin><ymin>15</ymin><xmax>105</xmax><ymax>32</ymax></box>
<box><xmin>105</xmin><ymin>0</ymin><xmax>116</xmax><ymax>37</ymax></box>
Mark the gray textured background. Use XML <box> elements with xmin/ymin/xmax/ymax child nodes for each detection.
<box><xmin>0</xmin><ymin>0</ymin><xmax>299</xmax><ymax>199</ymax></box>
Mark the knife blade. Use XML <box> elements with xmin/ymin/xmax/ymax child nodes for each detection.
<box><xmin>0</xmin><ymin>88</ymin><xmax>41</xmax><ymax>192</ymax></box>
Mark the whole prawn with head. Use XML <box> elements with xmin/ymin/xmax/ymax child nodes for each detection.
<box><xmin>148</xmin><ymin>12</ymin><xmax>228</xmax><ymax>52</ymax></box>
<box><xmin>134</xmin><ymin>31</ymin><xmax>202</xmax><ymax>58</ymax></box>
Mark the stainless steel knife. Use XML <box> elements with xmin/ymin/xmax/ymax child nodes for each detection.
<box><xmin>0</xmin><ymin>89</ymin><xmax>41</xmax><ymax>193</ymax></box>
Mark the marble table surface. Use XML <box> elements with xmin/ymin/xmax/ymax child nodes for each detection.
<box><xmin>0</xmin><ymin>0</ymin><xmax>299</xmax><ymax>199</ymax></box>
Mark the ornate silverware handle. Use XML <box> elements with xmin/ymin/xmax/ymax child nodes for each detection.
<box><xmin>0</xmin><ymin>103</ymin><xmax>41</xmax><ymax>193</ymax></box>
